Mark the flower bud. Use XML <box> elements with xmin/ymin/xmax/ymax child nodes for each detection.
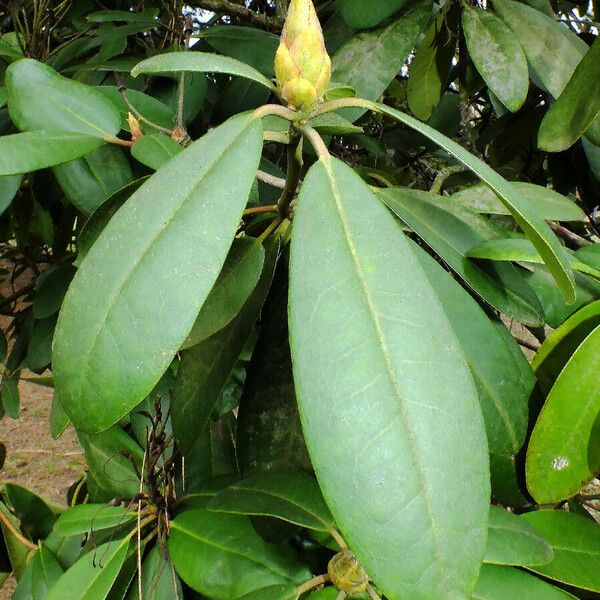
<box><xmin>127</xmin><ymin>112</ymin><xmax>143</xmax><ymax>142</ymax></box>
<box><xmin>327</xmin><ymin>550</ymin><xmax>370</xmax><ymax>595</ymax></box>
<box><xmin>274</xmin><ymin>0</ymin><xmax>331</xmax><ymax>110</ymax></box>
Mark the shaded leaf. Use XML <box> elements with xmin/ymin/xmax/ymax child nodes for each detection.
<box><xmin>4</xmin><ymin>484</ymin><xmax>57</xmax><ymax>541</ymax></box>
<box><xmin>289</xmin><ymin>157</ymin><xmax>489</xmax><ymax>600</ymax></box>
<box><xmin>1</xmin><ymin>375</ymin><xmax>20</xmax><ymax>419</ymax></box>
<box><xmin>125</xmin><ymin>544</ymin><xmax>182</xmax><ymax>600</ymax></box>
<box><xmin>0</xmin><ymin>174</ymin><xmax>21</xmax><ymax>216</ymax></box>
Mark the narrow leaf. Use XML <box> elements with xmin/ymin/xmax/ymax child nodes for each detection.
<box><xmin>31</xmin><ymin>545</ymin><xmax>63</xmax><ymax>600</ymax></box>
<box><xmin>53</xmin><ymin>113</ymin><xmax>263</xmax><ymax>433</ymax></box>
<box><xmin>131</xmin><ymin>52</ymin><xmax>273</xmax><ymax>90</ymax></box>
<box><xmin>289</xmin><ymin>157</ymin><xmax>489</xmax><ymax>600</ymax></box>
<box><xmin>131</xmin><ymin>134</ymin><xmax>183</xmax><ymax>170</ymax></box>
<box><xmin>521</xmin><ymin>510</ymin><xmax>600</xmax><ymax>592</ymax></box>
<box><xmin>539</xmin><ymin>38</ymin><xmax>600</xmax><ymax>151</ymax></box>
<box><xmin>54</xmin><ymin>505</ymin><xmax>136</xmax><ymax>537</ymax></box>
<box><xmin>208</xmin><ymin>470</ymin><xmax>333</xmax><ymax>531</ymax></box>
<box><xmin>368</xmin><ymin>100</ymin><xmax>576</xmax><ymax>302</ymax></box>
<box><xmin>526</xmin><ymin>325</ymin><xmax>600</xmax><ymax>503</ymax></box>
<box><xmin>451</xmin><ymin>182</ymin><xmax>586</xmax><ymax>222</ymax></box>
<box><xmin>0</xmin><ymin>132</ymin><xmax>103</xmax><ymax>176</ymax></box>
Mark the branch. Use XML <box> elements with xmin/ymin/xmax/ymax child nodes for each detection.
<box><xmin>189</xmin><ymin>0</ymin><xmax>284</xmax><ymax>29</ymax></box>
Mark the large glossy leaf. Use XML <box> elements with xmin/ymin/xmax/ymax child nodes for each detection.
<box><xmin>462</xmin><ymin>6</ymin><xmax>528</xmax><ymax>112</ymax></box>
<box><xmin>379</xmin><ymin>187</ymin><xmax>545</xmax><ymax>326</ymax></box>
<box><xmin>4</xmin><ymin>484</ymin><xmax>57</xmax><ymax>541</ymax></box>
<box><xmin>576</xmin><ymin>245</ymin><xmax>600</xmax><ymax>272</ymax></box>
<box><xmin>526</xmin><ymin>326</ymin><xmax>600</xmax><ymax>503</ymax></box>
<box><xmin>131</xmin><ymin>52</ymin><xmax>273</xmax><ymax>90</ymax></box>
<box><xmin>289</xmin><ymin>157</ymin><xmax>489</xmax><ymax>600</ymax></box>
<box><xmin>6</xmin><ymin>59</ymin><xmax>121</xmax><ymax>137</ymax></box>
<box><xmin>485</xmin><ymin>506</ymin><xmax>553</xmax><ymax>567</ymax></box>
<box><xmin>521</xmin><ymin>510</ymin><xmax>600</xmax><ymax>592</ymax></box>
<box><xmin>208</xmin><ymin>470</ymin><xmax>333</xmax><ymax>531</ymax></box>
<box><xmin>238</xmin><ymin>585</ymin><xmax>298</xmax><ymax>600</ymax></box>
<box><xmin>538</xmin><ymin>38</ymin><xmax>600</xmax><ymax>151</ymax></box>
<box><xmin>450</xmin><ymin>182</ymin><xmax>586</xmax><ymax>222</ymax></box>
<box><xmin>52</xmin><ymin>145</ymin><xmax>133</xmax><ymax>215</ymax></box>
<box><xmin>53</xmin><ymin>113</ymin><xmax>263</xmax><ymax>432</ymax></box>
<box><xmin>182</xmin><ymin>238</ymin><xmax>265</xmax><ymax>349</ymax></box>
<box><xmin>338</xmin><ymin>0</ymin><xmax>411</xmax><ymax>28</ymax></box>
<box><xmin>473</xmin><ymin>564</ymin><xmax>578</xmax><ymax>600</ymax></box>
<box><xmin>172</xmin><ymin>239</ymin><xmax>277</xmax><ymax>455</ymax></box>
<box><xmin>331</xmin><ymin>0</ymin><xmax>431</xmax><ymax>122</ymax></box>
<box><xmin>54</xmin><ymin>505</ymin><xmax>136</xmax><ymax>536</ymax></box>
<box><xmin>532</xmin><ymin>300</ymin><xmax>600</xmax><ymax>395</ymax></box>
<box><xmin>46</xmin><ymin>538</ymin><xmax>129</xmax><ymax>600</ymax></box>
<box><xmin>412</xmin><ymin>244</ymin><xmax>533</xmax><ymax>504</ymax></box>
<box><xmin>168</xmin><ymin>508</ymin><xmax>311</xmax><ymax>599</ymax></box>
<box><xmin>0</xmin><ymin>132</ymin><xmax>103</xmax><ymax>176</ymax></box>
<box><xmin>366</xmin><ymin>100</ymin><xmax>575</xmax><ymax>302</ymax></box>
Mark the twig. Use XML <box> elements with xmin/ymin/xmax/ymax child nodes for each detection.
<box><xmin>137</xmin><ymin>445</ymin><xmax>148</xmax><ymax>600</ymax></box>
<box><xmin>244</xmin><ymin>205</ymin><xmax>278</xmax><ymax>216</ymax></box>
<box><xmin>188</xmin><ymin>0</ymin><xmax>284</xmax><ymax>29</ymax></box>
<box><xmin>294</xmin><ymin>574</ymin><xmax>331</xmax><ymax>596</ymax></box>
<box><xmin>257</xmin><ymin>170</ymin><xmax>288</xmax><ymax>190</ymax></box>
<box><xmin>277</xmin><ymin>128</ymin><xmax>303</xmax><ymax>218</ymax></box>
<box><xmin>549</xmin><ymin>221</ymin><xmax>593</xmax><ymax>247</ymax></box>
<box><xmin>0</xmin><ymin>510</ymin><xmax>36</xmax><ymax>551</ymax></box>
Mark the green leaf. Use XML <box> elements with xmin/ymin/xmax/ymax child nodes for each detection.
<box><xmin>78</xmin><ymin>426</ymin><xmax>144</xmax><ymax>499</ymax></box>
<box><xmin>172</xmin><ymin>239</ymin><xmax>277</xmax><ymax>455</ymax></box>
<box><xmin>526</xmin><ymin>325</ymin><xmax>600</xmax><ymax>503</ymax></box>
<box><xmin>53</xmin><ymin>113</ymin><xmax>263</xmax><ymax>433</ymax></box>
<box><xmin>451</xmin><ymin>182</ymin><xmax>586</xmax><ymax>222</ymax></box>
<box><xmin>26</xmin><ymin>316</ymin><xmax>56</xmax><ymax>373</ymax></box>
<box><xmin>131</xmin><ymin>52</ymin><xmax>273</xmax><ymax>90</ymax></box>
<box><xmin>0</xmin><ymin>132</ymin><xmax>104</xmax><ymax>176</ymax></box>
<box><xmin>96</xmin><ymin>85</ymin><xmax>177</xmax><ymax>132</ymax></box>
<box><xmin>462</xmin><ymin>6</ymin><xmax>528</xmax><ymax>112</ymax></box>
<box><xmin>125</xmin><ymin>544</ymin><xmax>183</xmax><ymax>600</ymax></box>
<box><xmin>0</xmin><ymin>502</ymin><xmax>31</xmax><ymax>580</ymax></box>
<box><xmin>473</xmin><ymin>564</ymin><xmax>578</xmax><ymax>600</ymax></box>
<box><xmin>236</xmin><ymin>258</ymin><xmax>312</xmax><ymax>477</ymax></box>
<box><xmin>331</xmin><ymin>0</ymin><xmax>431</xmax><ymax>122</ymax></box>
<box><xmin>52</xmin><ymin>145</ymin><xmax>134</xmax><ymax>215</ymax></box>
<box><xmin>0</xmin><ymin>174</ymin><xmax>21</xmax><ymax>216</ymax></box>
<box><xmin>31</xmin><ymin>545</ymin><xmax>64</xmax><ymax>600</ymax></box>
<box><xmin>208</xmin><ymin>470</ymin><xmax>334</xmax><ymax>532</ymax></box>
<box><xmin>309</xmin><ymin>113</ymin><xmax>363</xmax><ymax>136</ymax></box>
<box><xmin>87</xmin><ymin>9</ymin><xmax>159</xmax><ymax>23</ymax></box>
<box><xmin>367</xmin><ymin>100</ymin><xmax>576</xmax><ymax>302</ymax></box>
<box><xmin>532</xmin><ymin>300</ymin><xmax>600</xmax><ymax>395</ymax></box>
<box><xmin>238</xmin><ymin>585</ymin><xmax>298</xmax><ymax>600</ymax></box>
<box><xmin>576</xmin><ymin>245</ymin><xmax>600</xmax><ymax>272</ymax></box>
<box><xmin>521</xmin><ymin>510</ymin><xmax>600</xmax><ymax>592</ymax></box>
<box><xmin>202</xmin><ymin>26</ymin><xmax>279</xmax><ymax>76</ymax></box>
<box><xmin>49</xmin><ymin>392</ymin><xmax>70</xmax><ymax>440</ymax></box>
<box><xmin>131</xmin><ymin>134</ymin><xmax>183</xmax><ymax>170</ymax></box>
<box><xmin>289</xmin><ymin>157</ymin><xmax>489</xmax><ymax>600</ymax></box>
<box><xmin>492</xmin><ymin>0</ymin><xmax>587</xmax><ymax>99</ymax></box>
<box><xmin>485</xmin><ymin>506</ymin><xmax>553</xmax><ymax>567</ymax></box>
<box><xmin>539</xmin><ymin>38</ymin><xmax>600</xmax><ymax>151</ymax></box>
<box><xmin>338</xmin><ymin>0</ymin><xmax>411</xmax><ymax>29</ymax></box>
<box><xmin>4</xmin><ymin>484</ymin><xmax>57</xmax><ymax>541</ymax></box>
<box><xmin>378</xmin><ymin>187</ymin><xmax>545</xmax><ymax>326</ymax></box>
<box><xmin>1</xmin><ymin>375</ymin><xmax>21</xmax><ymax>419</ymax></box>
<box><xmin>182</xmin><ymin>238</ymin><xmax>265</xmax><ymax>349</ymax></box>
<box><xmin>6</xmin><ymin>59</ymin><xmax>121</xmax><ymax>137</ymax></box>
<box><xmin>407</xmin><ymin>13</ymin><xmax>455</xmax><ymax>121</ymax></box>
<box><xmin>412</xmin><ymin>243</ymin><xmax>533</xmax><ymax>505</ymax></box>
<box><xmin>168</xmin><ymin>508</ymin><xmax>311</xmax><ymax>599</ymax></box>
<box><xmin>33</xmin><ymin>264</ymin><xmax>76</xmax><ymax>320</ymax></box>
<box><xmin>54</xmin><ymin>505</ymin><xmax>136</xmax><ymax>537</ymax></box>
<box><xmin>46</xmin><ymin>538</ymin><xmax>129</xmax><ymax>600</ymax></box>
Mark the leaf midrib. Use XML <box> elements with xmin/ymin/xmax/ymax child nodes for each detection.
<box><xmin>323</xmin><ymin>159</ymin><xmax>449</xmax><ymax>587</ymax></box>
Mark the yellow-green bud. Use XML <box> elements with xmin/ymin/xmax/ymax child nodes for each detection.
<box><xmin>274</xmin><ymin>0</ymin><xmax>331</xmax><ymax>110</ymax></box>
<box><xmin>327</xmin><ymin>550</ymin><xmax>370</xmax><ymax>595</ymax></box>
